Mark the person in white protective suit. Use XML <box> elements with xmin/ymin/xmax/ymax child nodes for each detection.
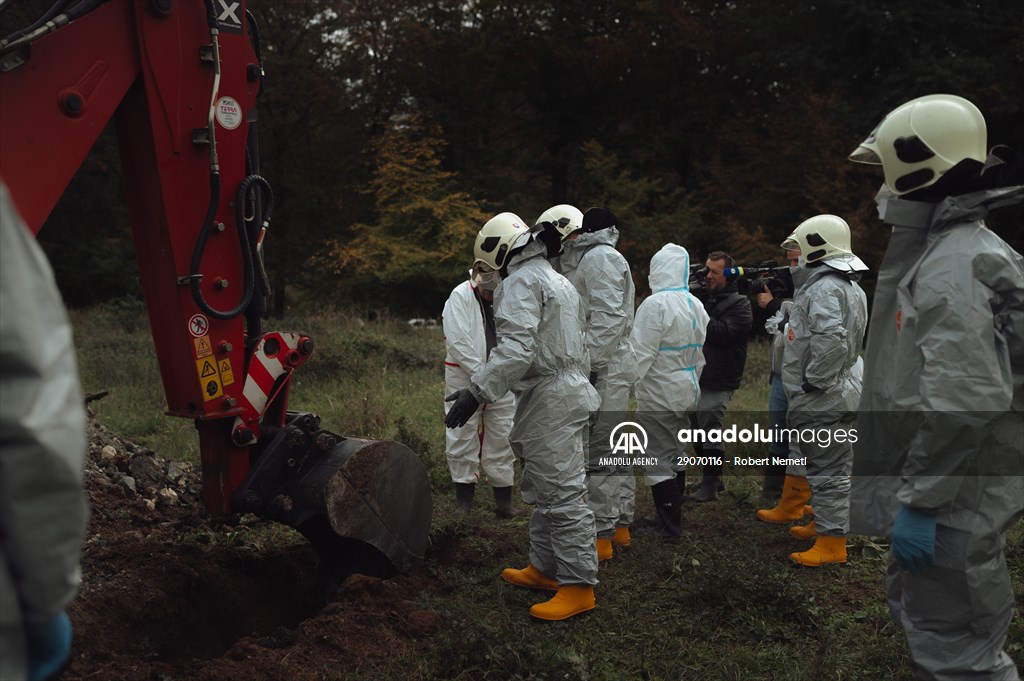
<box><xmin>626</xmin><ymin>244</ymin><xmax>709</xmax><ymax>539</ymax></box>
<box><xmin>0</xmin><ymin>182</ymin><xmax>89</xmax><ymax>681</ymax></box>
<box><xmin>848</xmin><ymin>94</ymin><xmax>1024</xmax><ymax>680</ymax></box>
<box><xmin>442</xmin><ymin>269</ymin><xmax>518</xmax><ymax>519</ymax></box>
<box><xmin>444</xmin><ymin>212</ymin><xmax>600</xmax><ymax>621</ymax></box>
<box><xmin>779</xmin><ymin>214</ymin><xmax>867</xmax><ymax>567</ymax></box>
<box><xmin>544</xmin><ymin>205</ymin><xmax>636</xmax><ymax>558</ymax></box>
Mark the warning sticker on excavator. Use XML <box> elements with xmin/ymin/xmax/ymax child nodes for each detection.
<box><xmin>188</xmin><ymin>314</ymin><xmax>209</xmax><ymax>338</ymax></box>
<box><xmin>219</xmin><ymin>359</ymin><xmax>235</xmax><ymax>387</ymax></box>
<box><xmin>194</xmin><ymin>336</ymin><xmax>212</xmax><ymax>359</ymax></box>
<box><xmin>195</xmin><ymin>358</ymin><xmax>223</xmax><ymax>401</ymax></box>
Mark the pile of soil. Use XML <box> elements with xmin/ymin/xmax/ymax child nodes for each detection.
<box><xmin>64</xmin><ymin>418</ymin><xmax>445</xmax><ymax>680</ymax></box>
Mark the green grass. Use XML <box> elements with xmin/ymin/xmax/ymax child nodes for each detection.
<box><xmin>70</xmin><ymin>302</ymin><xmax>1022</xmax><ymax>680</ymax></box>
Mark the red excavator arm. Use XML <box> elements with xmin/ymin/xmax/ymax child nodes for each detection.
<box><xmin>0</xmin><ymin>0</ymin><xmax>430</xmax><ymax>580</ymax></box>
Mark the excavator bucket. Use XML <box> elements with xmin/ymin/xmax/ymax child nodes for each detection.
<box><xmin>232</xmin><ymin>413</ymin><xmax>432</xmax><ymax>586</ymax></box>
<box><xmin>306</xmin><ymin>437</ymin><xmax>432</xmax><ymax>574</ymax></box>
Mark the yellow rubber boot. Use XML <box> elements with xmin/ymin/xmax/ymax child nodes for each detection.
<box><xmin>789</xmin><ymin>521</ymin><xmax>817</xmax><ymax>540</ymax></box>
<box><xmin>612</xmin><ymin>526</ymin><xmax>631</xmax><ymax>547</ymax></box>
<box><xmin>756</xmin><ymin>475</ymin><xmax>812</xmax><ymax>523</ymax></box>
<box><xmin>502</xmin><ymin>564</ymin><xmax>558</xmax><ymax>590</ymax></box>
<box><xmin>529</xmin><ymin>585</ymin><xmax>596</xmax><ymax>621</ymax></box>
<box><xmin>597</xmin><ymin>538</ymin><xmax>613</xmax><ymax>561</ymax></box>
<box><xmin>790</xmin><ymin>535</ymin><xmax>847</xmax><ymax>567</ymax></box>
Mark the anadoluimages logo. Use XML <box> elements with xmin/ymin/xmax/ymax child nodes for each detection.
<box><xmin>609</xmin><ymin>422</ymin><xmax>648</xmax><ymax>455</ymax></box>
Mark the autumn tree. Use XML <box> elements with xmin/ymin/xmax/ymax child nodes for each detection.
<box><xmin>319</xmin><ymin>116</ymin><xmax>490</xmax><ymax>315</ymax></box>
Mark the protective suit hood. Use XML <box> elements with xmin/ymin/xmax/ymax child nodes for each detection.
<box><xmin>504</xmin><ymin>235</ymin><xmax>548</xmax><ymax>274</ymax></box>
<box><xmin>929</xmin><ymin>185</ymin><xmax>1024</xmax><ymax>229</ymax></box>
<box><xmin>648</xmin><ymin>243</ymin><xmax>691</xmax><ymax>292</ymax></box>
<box><xmin>559</xmin><ymin>226</ymin><xmax>620</xmax><ymax>276</ymax></box>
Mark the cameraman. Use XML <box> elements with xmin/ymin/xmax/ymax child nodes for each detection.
<box><xmin>687</xmin><ymin>251</ymin><xmax>752</xmax><ymax>502</ymax></box>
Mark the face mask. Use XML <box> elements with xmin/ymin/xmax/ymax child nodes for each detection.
<box><xmin>474</xmin><ymin>269</ymin><xmax>501</xmax><ymax>291</ymax></box>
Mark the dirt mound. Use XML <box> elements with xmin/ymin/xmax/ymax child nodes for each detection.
<box><xmin>64</xmin><ymin>418</ymin><xmax>444</xmax><ymax>680</ymax></box>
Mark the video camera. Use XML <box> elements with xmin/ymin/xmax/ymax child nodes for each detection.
<box><xmin>724</xmin><ymin>261</ymin><xmax>794</xmax><ymax>299</ymax></box>
<box><xmin>688</xmin><ymin>264</ymin><xmax>710</xmax><ymax>299</ymax></box>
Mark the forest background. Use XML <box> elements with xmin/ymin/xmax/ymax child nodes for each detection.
<box><xmin>9</xmin><ymin>0</ymin><xmax>1024</xmax><ymax>317</ymax></box>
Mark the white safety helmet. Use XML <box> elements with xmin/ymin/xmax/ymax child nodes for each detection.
<box><xmin>534</xmin><ymin>204</ymin><xmax>584</xmax><ymax>241</ymax></box>
<box><xmin>474</xmin><ymin>212</ymin><xmax>529</xmax><ymax>271</ymax></box>
<box><xmin>782</xmin><ymin>214</ymin><xmax>867</xmax><ymax>273</ymax></box>
<box><xmin>848</xmin><ymin>94</ymin><xmax>987</xmax><ymax>196</ymax></box>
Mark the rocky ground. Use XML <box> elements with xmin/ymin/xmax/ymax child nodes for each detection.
<box><xmin>63</xmin><ymin>417</ymin><xmax>444</xmax><ymax>681</ymax></box>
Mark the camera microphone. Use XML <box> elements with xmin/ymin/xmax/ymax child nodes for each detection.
<box><xmin>724</xmin><ymin>266</ymin><xmax>769</xmax><ymax>280</ymax></box>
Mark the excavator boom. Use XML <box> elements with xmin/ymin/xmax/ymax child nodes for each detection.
<box><xmin>0</xmin><ymin>0</ymin><xmax>431</xmax><ymax>580</ymax></box>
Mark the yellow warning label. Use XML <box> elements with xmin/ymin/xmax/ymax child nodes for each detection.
<box><xmin>194</xmin><ymin>336</ymin><xmax>213</xmax><ymax>359</ymax></box>
<box><xmin>218</xmin><ymin>359</ymin><xmax>235</xmax><ymax>387</ymax></box>
<box><xmin>195</xmin><ymin>358</ymin><xmax>223</xmax><ymax>401</ymax></box>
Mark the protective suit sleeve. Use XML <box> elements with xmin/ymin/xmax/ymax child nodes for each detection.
<box><xmin>705</xmin><ymin>295</ymin><xmax>752</xmax><ymax>347</ymax></box>
<box><xmin>896</xmin><ymin>249</ymin><xmax>1020</xmax><ymax>511</ymax></box>
<box><xmin>765</xmin><ymin>305</ymin><xmax>787</xmax><ymax>335</ymax></box>
<box><xmin>470</xmin><ymin>272</ymin><xmax>540</xmax><ymax>403</ymax></box>
<box><xmin>0</xmin><ymin>187</ymin><xmax>88</xmax><ymax>626</ymax></box>
<box><xmin>442</xmin><ymin>284</ymin><xmax>483</xmax><ymax>376</ymax></box>
<box><xmin>579</xmin><ymin>250</ymin><xmax>630</xmax><ymax>371</ymax></box>
<box><xmin>802</xmin><ymin>281</ymin><xmax>851</xmax><ymax>389</ymax></box>
<box><xmin>627</xmin><ymin>297</ymin><xmax>664</xmax><ymax>384</ymax></box>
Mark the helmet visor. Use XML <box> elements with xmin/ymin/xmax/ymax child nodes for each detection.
<box><xmin>848</xmin><ymin>144</ymin><xmax>882</xmax><ymax>165</ymax></box>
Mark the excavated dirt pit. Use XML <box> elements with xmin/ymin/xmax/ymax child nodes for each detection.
<box><xmin>63</xmin><ymin>417</ymin><xmax>446</xmax><ymax>680</ymax></box>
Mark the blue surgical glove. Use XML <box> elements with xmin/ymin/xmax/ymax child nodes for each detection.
<box><xmin>26</xmin><ymin>610</ymin><xmax>72</xmax><ymax>681</ymax></box>
<box><xmin>891</xmin><ymin>506</ymin><xmax>937</xmax><ymax>575</ymax></box>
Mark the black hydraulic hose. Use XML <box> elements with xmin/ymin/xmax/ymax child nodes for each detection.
<box><xmin>235</xmin><ymin>173</ymin><xmax>271</xmax><ymax>307</ymax></box>
<box><xmin>189</xmin><ymin>174</ymin><xmax>262</xmax><ymax>321</ymax></box>
<box><xmin>202</xmin><ymin>0</ymin><xmax>217</xmax><ymax>28</ymax></box>
<box><xmin>65</xmin><ymin>0</ymin><xmax>106</xmax><ymax>21</ymax></box>
<box><xmin>245</xmin><ymin>9</ymin><xmax>264</xmax><ymax>97</ymax></box>
<box><xmin>237</xmin><ymin>175</ymin><xmax>274</xmax><ymax>240</ymax></box>
<box><xmin>0</xmin><ymin>0</ymin><xmax>103</xmax><ymax>53</ymax></box>
<box><xmin>0</xmin><ymin>0</ymin><xmax>72</xmax><ymax>47</ymax></box>
<box><xmin>245</xmin><ymin>127</ymin><xmax>273</xmax><ymax>300</ymax></box>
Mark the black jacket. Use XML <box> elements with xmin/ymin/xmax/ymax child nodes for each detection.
<box><xmin>699</xmin><ymin>283</ymin><xmax>752</xmax><ymax>391</ymax></box>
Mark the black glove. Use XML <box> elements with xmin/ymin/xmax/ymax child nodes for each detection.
<box><xmin>801</xmin><ymin>381</ymin><xmax>820</xmax><ymax>394</ymax></box>
<box><xmin>589</xmin><ymin>370</ymin><xmax>598</xmax><ymax>387</ymax></box>
<box><xmin>445</xmin><ymin>389</ymin><xmax>481</xmax><ymax>428</ymax></box>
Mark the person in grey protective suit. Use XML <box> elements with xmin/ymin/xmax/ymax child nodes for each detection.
<box><xmin>444</xmin><ymin>212</ymin><xmax>600</xmax><ymax>622</ymax></box>
<box><xmin>546</xmin><ymin>205</ymin><xmax>636</xmax><ymax>558</ymax></box>
<box><xmin>627</xmin><ymin>244</ymin><xmax>709</xmax><ymax>539</ymax></box>
<box><xmin>848</xmin><ymin>94</ymin><xmax>1024</xmax><ymax>680</ymax></box>
<box><xmin>442</xmin><ymin>271</ymin><xmax>518</xmax><ymax>518</ymax></box>
<box><xmin>0</xmin><ymin>182</ymin><xmax>89</xmax><ymax>681</ymax></box>
<box><xmin>779</xmin><ymin>214</ymin><xmax>868</xmax><ymax>566</ymax></box>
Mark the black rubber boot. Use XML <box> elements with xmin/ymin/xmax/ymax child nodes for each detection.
<box><xmin>493</xmin><ymin>486</ymin><xmax>520</xmax><ymax>519</ymax></box>
<box><xmin>761</xmin><ymin>462</ymin><xmax>787</xmax><ymax>502</ymax></box>
<box><xmin>687</xmin><ymin>464</ymin><xmax>724</xmax><ymax>502</ymax></box>
<box><xmin>647</xmin><ymin>479</ymin><xmax>683</xmax><ymax>540</ymax></box>
<box><xmin>675</xmin><ymin>471</ymin><xmax>686</xmax><ymax>496</ymax></box>
<box><xmin>454</xmin><ymin>482</ymin><xmax>475</xmax><ymax>515</ymax></box>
